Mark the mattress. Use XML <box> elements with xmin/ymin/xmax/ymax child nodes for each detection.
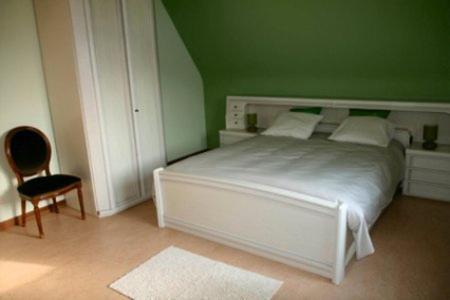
<box><xmin>167</xmin><ymin>134</ymin><xmax>405</xmax><ymax>259</ymax></box>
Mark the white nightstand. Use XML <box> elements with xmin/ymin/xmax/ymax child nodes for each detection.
<box><xmin>403</xmin><ymin>142</ymin><xmax>450</xmax><ymax>202</ymax></box>
<box><xmin>219</xmin><ymin>129</ymin><xmax>261</xmax><ymax>146</ymax></box>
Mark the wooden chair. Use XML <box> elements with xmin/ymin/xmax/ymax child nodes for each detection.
<box><xmin>4</xmin><ymin>126</ymin><xmax>85</xmax><ymax>238</ymax></box>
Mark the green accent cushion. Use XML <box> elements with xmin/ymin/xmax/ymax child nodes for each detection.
<box><xmin>290</xmin><ymin>107</ymin><xmax>322</xmax><ymax>114</ymax></box>
<box><xmin>349</xmin><ymin>109</ymin><xmax>390</xmax><ymax>119</ymax></box>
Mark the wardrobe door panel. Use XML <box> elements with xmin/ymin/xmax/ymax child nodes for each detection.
<box><xmin>122</xmin><ymin>0</ymin><xmax>165</xmax><ymax>197</ymax></box>
<box><xmin>89</xmin><ymin>0</ymin><xmax>142</xmax><ymax>205</ymax></box>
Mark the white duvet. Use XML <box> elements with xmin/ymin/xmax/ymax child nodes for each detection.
<box><xmin>167</xmin><ymin>134</ymin><xmax>405</xmax><ymax>259</ymax></box>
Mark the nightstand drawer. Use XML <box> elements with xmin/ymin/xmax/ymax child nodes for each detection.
<box><xmin>227</xmin><ymin>101</ymin><xmax>245</xmax><ymax>113</ymax></box>
<box><xmin>409</xmin><ymin>155</ymin><xmax>450</xmax><ymax>172</ymax></box>
<box><xmin>407</xmin><ymin>169</ymin><xmax>450</xmax><ymax>186</ymax></box>
<box><xmin>406</xmin><ymin>182</ymin><xmax>450</xmax><ymax>202</ymax></box>
<box><xmin>227</xmin><ymin>111</ymin><xmax>245</xmax><ymax>119</ymax></box>
<box><xmin>226</xmin><ymin>117</ymin><xmax>245</xmax><ymax>129</ymax></box>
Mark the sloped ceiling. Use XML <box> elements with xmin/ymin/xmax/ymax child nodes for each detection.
<box><xmin>162</xmin><ymin>0</ymin><xmax>449</xmax><ymax>81</ymax></box>
<box><xmin>161</xmin><ymin>0</ymin><xmax>450</xmax><ymax>147</ymax></box>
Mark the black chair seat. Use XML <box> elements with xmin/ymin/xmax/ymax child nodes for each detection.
<box><xmin>18</xmin><ymin>174</ymin><xmax>81</xmax><ymax>197</ymax></box>
<box><xmin>5</xmin><ymin>126</ymin><xmax>86</xmax><ymax>238</ymax></box>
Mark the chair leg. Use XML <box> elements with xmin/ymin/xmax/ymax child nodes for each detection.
<box><xmin>52</xmin><ymin>197</ymin><xmax>59</xmax><ymax>213</ymax></box>
<box><xmin>77</xmin><ymin>187</ymin><xmax>86</xmax><ymax>220</ymax></box>
<box><xmin>21</xmin><ymin>199</ymin><xmax>26</xmax><ymax>227</ymax></box>
<box><xmin>33</xmin><ymin>202</ymin><xmax>44</xmax><ymax>238</ymax></box>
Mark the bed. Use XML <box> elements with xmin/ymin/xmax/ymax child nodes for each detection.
<box><xmin>153</xmin><ymin>96</ymin><xmax>450</xmax><ymax>284</ymax></box>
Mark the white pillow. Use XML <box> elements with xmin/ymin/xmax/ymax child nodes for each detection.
<box><xmin>329</xmin><ymin>116</ymin><xmax>395</xmax><ymax>147</ymax></box>
<box><xmin>261</xmin><ymin>112</ymin><xmax>323</xmax><ymax>139</ymax></box>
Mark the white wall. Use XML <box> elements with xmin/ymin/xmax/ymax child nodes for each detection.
<box><xmin>0</xmin><ymin>0</ymin><xmax>60</xmax><ymax>222</ymax></box>
<box><xmin>154</xmin><ymin>0</ymin><xmax>207</xmax><ymax>162</ymax></box>
<box><xmin>34</xmin><ymin>0</ymin><xmax>97</xmax><ymax>215</ymax></box>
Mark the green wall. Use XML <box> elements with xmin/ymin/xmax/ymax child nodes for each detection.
<box><xmin>154</xmin><ymin>0</ymin><xmax>207</xmax><ymax>161</ymax></box>
<box><xmin>162</xmin><ymin>0</ymin><xmax>450</xmax><ymax>148</ymax></box>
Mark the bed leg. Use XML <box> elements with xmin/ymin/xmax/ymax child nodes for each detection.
<box><xmin>153</xmin><ymin>168</ymin><xmax>166</xmax><ymax>228</ymax></box>
<box><xmin>332</xmin><ymin>203</ymin><xmax>347</xmax><ymax>285</ymax></box>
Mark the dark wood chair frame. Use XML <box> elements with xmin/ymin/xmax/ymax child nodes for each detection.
<box><xmin>4</xmin><ymin>126</ymin><xmax>85</xmax><ymax>238</ymax></box>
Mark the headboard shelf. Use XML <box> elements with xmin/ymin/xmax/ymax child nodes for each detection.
<box><xmin>227</xmin><ymin>96</ymin><xmax>450</xmax><ymax>114</ymax></box>
<box><xmin>226</xmin><ymin>95</ymin><xmax>450</xmax><ymax>145</ymax></box>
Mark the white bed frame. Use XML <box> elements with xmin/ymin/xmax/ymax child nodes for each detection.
<box><xmin>153</xmin><ymin>96</ymin><xmax>450</xmax><ymax>284</ymax></box>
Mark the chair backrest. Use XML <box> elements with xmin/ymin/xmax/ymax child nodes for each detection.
<box><xmin>4</xmin><ymin>126</ymin><xmax>52</xmax><ymax>184</ymax></box>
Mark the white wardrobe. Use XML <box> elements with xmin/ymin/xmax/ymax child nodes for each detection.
<box><xmin>35</xmin><ymin>0</ymin><xmax>165</xmax><ymax>217</ymax></box>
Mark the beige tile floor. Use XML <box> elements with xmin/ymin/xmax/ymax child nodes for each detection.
<box><xmin>0</xmin><ymin>196</ymin><xmax>449</xmax><ymax>299</ymax></box>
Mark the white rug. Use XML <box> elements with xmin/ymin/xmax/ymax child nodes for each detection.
<box><xmin>110</xmin><ymin>246</ymin><xmax>283</xmax><ymax>300</ymax></box>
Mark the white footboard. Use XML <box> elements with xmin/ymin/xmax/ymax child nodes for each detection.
<box><xmin>153</xmin><ymin>168</ymin><xmax>354</xmax><ymax>284</ymax></box>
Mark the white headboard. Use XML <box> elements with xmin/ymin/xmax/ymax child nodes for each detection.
<box><xmin>226</xmin><ymin>96</ymin><xmax>450</xmax><ymax>145</ymax></box>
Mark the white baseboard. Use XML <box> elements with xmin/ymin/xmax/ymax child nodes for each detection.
<box><xmin>97</xmin><ymin>197</ymin><xmax>148</xmax><ymax>217</ymax></box>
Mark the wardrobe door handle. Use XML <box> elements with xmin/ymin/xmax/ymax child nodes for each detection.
<box><xmin>134</xmin><ymin>109</ymin><xmax>139</xmax><ymax>112</ymax></box>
